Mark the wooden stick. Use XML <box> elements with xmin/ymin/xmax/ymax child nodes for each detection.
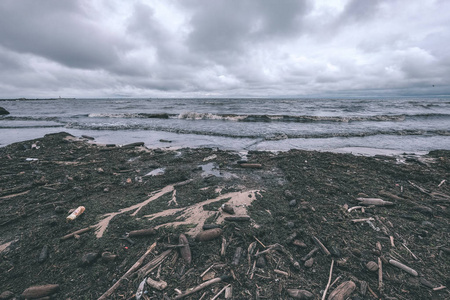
<box><xmin>321</xmin><ymin>259</ymin><xmax>334</xmax><ymax>300</ymax></box>
<box><xmin>60</xmin><ymin>226</ymin><xmax>96</xmax><ymax>240</ymax></box>
<box><xmin>200</xmin><ymin>264</ymin><xmax>215</xmax><ymax>278</ymax></box>
<box><xmin>253</xmin><ymin>236</ymin><xmax>266</xmax><ymax>248</ymax></box>
<box><xmin>402</xmin><ymin>243</ymin><xmax>418</xmax><ymax>260</ymax></box>
<box><xmin>174</xmin><ymin>275</ymin><xmax>230</xmax><ymax>299</ymax></box>
<box><xmin>312</xmin><ymin>236</ymin><xmax>331</xmax><ymax>256</ymax></box>
<box><xmin>390</xmin><ymin>236</ymin><xmax>395</xmax><ymax>248</ymax></box>
<box><xmin>137</xmin><ymin>249</ymin><xmax>172</xmax><ymax>278</ymax></box>
<box><xmin>98</xmin><ymin>242</ymin><xmax>157</xmax><ymax>300</ymax></box>
<box><xmin>301</xmin><ymin>246</ymin><xmax>319</xmax><ymax>261</ymax></box>
<box><xmin>330</xmin><ymin>275</ymin><xmax>342</xmax><ymax>289</ymax></box>
<box><xmin>351</xmin><ymin>217</ymin><xmax>375</xmax><ymax>223</ymax></box>
<box><xmin>210</xmin><ymin>284</ymin><xmax>231</xmax><ymax>300</ymax></box>
<box><xmin>367</xmin><ymin>286</ymin><xmax>378</xmax><ymax>298</ymax></box>
<box><xmin>389</xmin><ymin>259</ymin><xmax>418</xmax><ymax>276</ymax></box>
<box><xmin>347</xmin><ymin>206</ymin><xmax>364</xmax><ymax>212</ymax></box>
<box><xmin>433</xmin><ymin>285</ymin><xmax>447</xmax><ymax>291</ymax></box>
<box><xmin>378</xmin><ymin>257</ymin><xmax>383</xmax><ymax>292</ymax></box>
<box><xmin>274</xmin><ymin>269</ymin><xmax>289</xmax><ymax>277</ymax></box>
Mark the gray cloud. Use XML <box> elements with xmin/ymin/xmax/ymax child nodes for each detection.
<box><xmin>0</xmin><ymin>0</ymin><xmax>449</xmax><ymax>98</ymax></box>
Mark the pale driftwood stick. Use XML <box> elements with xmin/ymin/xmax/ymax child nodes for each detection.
<box><xmin>256</xmin><ymin>243</ymin><xmax>300</xmax><ymax>270</ymax></box>
<box><xmin>137</xmin><ymin>249</ymin><xmax>172</xmax><ymax>278</ymax></box>
<box><xmin>347</xmin><ymin>206</ymin><xmax>364</xmax><ymax>212</ymax></box>
<box><xmin>174</xmin><ymin>275</ymin><xmax>230</xmax><ymax>299</ymax></box>
<box><xmin>357</xmin><ymin>198</ymin><xmax>394</xmax><ymax>206</ymax></box>
<box><xmin>389</xmin><ymin>259</ymin><xmax>418</xmax><ymax>276</ymax></box>
<box><xmin>408</xmin><ymin>180</ymin><xmax>431</xmax><ymax>195</ymax></box>
<box><xmin>438</xmin><ymin>180</ymin><xmax>446</xmax><ymax>187</ymax></box>
<box><xmin>378</xmin><ymin>257</ymin><xmax>383</xmax><ymax>292</ymax></box>
<box><xmin>390</xmin><ymin>236</ymin><xmax>395</xmax><ymax>247</ymax></box>
<box><xmin>224</xmin><ymin>285</ymin><xmax>233</xmax><ymax>299</ymax></box>
<box><xmin>250</xmin><ymin>259</ymin><xmax>257</xmax><ymax>279</ymax></box>
<box><xmin>61</xmin><ymin>226</ymin><xmax>96</xmax><ymax>240</ymax></box>
<box><xmin>301</xmin><ymin>246</ymin><xmax>319</xmax><ymax>261</ymax></box>
<box><xmin>210</xmin><ymin>284</ymin><xmax>231</xmax><ymax>300</ymax></box>
<box><xmin>312</xmin><ymin>236</ymin><xmax>331</xmax><ymax>256</ymax></box>
<box><xmin>221</xmin><ymin>236</ymin><xmax>228</xmax><ymax>257</ymax></box>
<box><xmin>321</xmin><ymin>259</ymin><xmax>334</xmax><ymax>300</ymax></box>
<box><xmin>351</xmin><ymin>217</ymin><xmax>375</xmax><ymax>223</ymax></box>
<box><xmin>198</xmin><ymin>292</ymin><xmax>207</xmax><ymax>300</ymax></box>
<box><xmin>200</xmin><ymin>264</ymin><xmax>215</xmax><ymax>278</ymax></box>
<box><xmin>97</xmin><ymin>242</ymin><xmax>157</xmax><ymax>300</ymax></box>
<box><xmin>402</xmin><ymin>243</ymin><xmax>418</xmax><ymax>260</ymax></box>
<box><xmin>376</xmin><ymin>241</ymin><xmax>382</xmax><ymax>251</ymax></box>
<box><xmin>274</xmin><ymin>269</ymin><xmax>289</xmax><ymax>277</ymax></box>
<box><xmin>253</xmin><ymin>236</ymin><xmax>266</xmax><ymax>248</ymax></box>
<box><xmin>330</xmin><ymin>275</ymin><xmax>342</xmax><ymax>289</ymax></box>
<box><xmin>433</xmin><ymin>285</ymin><xmax>447</xmax><ymax>291</ymax></box>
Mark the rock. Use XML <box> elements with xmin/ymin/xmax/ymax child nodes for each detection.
<box><xmin>128</xmin><ymin>228</ymin><xmax>156</xmax><ymax>237</ymax></box>
<box><xmin>289</xmin><ymin>200</ymin><xmax>297</xmax><ymax>207</ymax></box>
<box><xmin>256</xmin><ymin>256</ymin><xmax>266</xmax><ymax>268</ymax></box>
<box><xmin>0</xmin><ymin>291</ymin><xmax>14</xmax><ymax>300</ymax></box>
<box><xmin>284</xmin><ymin>190</ymin><xmax>293</xmax><ymax>199</ymax></box>
<box><xmin>328</xmin><ymin>281</ymin><xmax>356</xmax><ymax>300</ymax></box>
<box><xmin>421</xmin><ymin>221</ymin><xmax>435</xmax><ymax>229</ymax></box>
<box><xmin>304</xmin><ymin>257</ymin><xmax>314</xmax><ymax>268</ymax></box>
<box><xmin>196</xmin><ymin>228</ymin><xmax>223</xmax><ymax>242</ymax></box>
<box><xmin>366</xmin><ymin>261</ymin><xmax>378</xmax><ymax>272</ymax></box>
<box><xmin>0</xmin><ymin>107</ymin><xmax>10</xmax><ymax>115</ymax></box>
<box><xmin>202</xmin><ymin>224</ymin><xmax>221</xmax><ymax>230</ymax></box>
<box><xmin>287</xmin><ymin>221</ymin><xmax>295</xmax><ymax>229</ymax></box>
<box><xmin>287</xmin><ymin>289</ymin><xmax>314</xmax><ymax>299</ymax></box>
<box><xmin>81</xmin><ymin>252</ymin><xmax>99</xmax><ymax>265</ymax></box>
<box><xmin>293</xmin><ymin>240</ymin><xmax>307</xmax><ymax>248</ymax></box>
<box><xmin>222</xmin><ymin>204</ymin><xmax>235</xmax><ymax>214</ymax></box>
<box><xmin>351</xmin><ymin>249</ymin><xmax>362</xmax><ymax>257</ymax></box>
<box><xmin>21</xmin><ymin>284</ymin><xmax>59</xmax><ymax>299</ymax></box>
<box><xmin>38</xmin><ymin>245</ymin><xmax>49</xmax><ymax>263</ymax></box>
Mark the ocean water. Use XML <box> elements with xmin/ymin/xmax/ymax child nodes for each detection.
<box><xmin>1</xmin><ymin>97</ymin><xmax>449</xmax><ymax>154</ymax></box>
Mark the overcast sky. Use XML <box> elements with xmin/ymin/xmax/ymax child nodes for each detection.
<box><xmin>0</xmin><ymin>0</ymin><xmax>449</xmax><ymax>98</ymax></box>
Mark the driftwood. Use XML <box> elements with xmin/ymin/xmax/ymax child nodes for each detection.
<box><xmin>240</xmin><ymin>163</ymin><xmax>262</xmax><ymax>168</ymax></box>
<box><xmin>274</xmin><ymin>269</ymin><xmax>289</xmax><ymax>277</ymax></box>
<box><xmin>256</xmin><ymin>243</ymin><xmax>300</xmax><ymax>270</ymax></box>
<box><xmin>21</xmin><ymin>284</ymin><xmax>60</xmax><ymax>299</ymax></box>
<box><xmin>389</xmin><ymin>259</ymin><xmax>418</xmax><ymax>276</ymax></box>
<box><xmin>98</xmin><ymin>242</ymin><xmax>157</xmax><ymax>300</ymax></box>
<box><xmin>321</xmin><ymin>260</ymin><xmax>334</xmax><ymax>300</ymax></box>
<box><xmin>312</xmin><ymin>236</ymin><xmax>330</xmax><ymax>256</ymax></box>
<box><xmin>60</xmin><ymin>225</ymin><xmax>96</xmax><ymax>240</ymax></box>
<box><xmin>357</xmin><ymin>198</ymin><xmax>394</xmax><ymax>206</ymax></box>
<box><xmin>378</xmin><ymin>257</ymin><xmax>383</xmax><ymax>292</ymax></box>
<box><xmin>128</xmin><ymin>228</ymin><xmax>156</xmax><ymax>237</ymax></box>
<box><xmin>351</xmin><ymin>217</ymin><xmax>375</xmax><ymax>223</ymax></box>
<box><xmin>146</xmin><ymin>277</ymin><xmax>167</xmax><ymax>290</ymax></box>
<box><xmin>224</xmin><ymin>216</ymin><xmax>251</xmax><ymax>222</ymax></box>
<box><xmin>179</xmin><ymin>234</ymin><xmax>191</xmax><ymax>265</ymax></box>
<box><xmin>211</xmin><ymin>284</ymin><xmax>231</xmax><ymax>300</ymax></box>
<box><xmin>221</xmin><ymin>236</ymin><xmax>228</xmax><ymax>257</ymax></box>
<box><xmin>287</xmin><ymin>289</ymin><xmax>314</xmax><ymax>299</ymax></box>
<box><xmin>174</xmin><ymin>275</ymin><xmax>231</xmax><ymax>299</ymax></box>
<box><xmin>232</xmin><ymin>247</ymin><xmax>243</xmax><ymax>265</ymax></box>
<box><xmin>327</xmin><ymin>280</ymin><xmax>356</xmax><ymax>300</ymax></box>
<box><xmin>224</xmin><ymin>285</ymin><xmax>233</xmax><ymax>299</ymax></box>
<box><xmin>196</xmin><ymin>228</ymin><xmax>223</xmax><ymax>241</ymax></box>
<box><xmin>137</xmin><ymin>249</ymin><xmax>172</xmax><ymax>278</ymax></box>
<box><xmin>301</xmin><ymin>247</ymin><xmax>319</xmax><ymax>261</ymax></box>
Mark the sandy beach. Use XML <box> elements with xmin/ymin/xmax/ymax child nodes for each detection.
<box><xmin>1</xmin><ymin>132</ymin><xmax>449</xmax><ymax>299</ymax></box>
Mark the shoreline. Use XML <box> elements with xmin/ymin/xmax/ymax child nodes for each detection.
<box><xmin>1</xmin><ymin>132</ymin><xmax>449</xmax><ymax>299</ymax></box>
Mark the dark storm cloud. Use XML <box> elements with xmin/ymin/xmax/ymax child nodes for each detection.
<box><xmin>0</xmin><ymin>0</ymin><xmax>121</xmax><ymax>69</ymax></box>
<box><xmin>0</xmin><ymin>0</ymin><xmax>449</xmax><ymax>98</ymax></box>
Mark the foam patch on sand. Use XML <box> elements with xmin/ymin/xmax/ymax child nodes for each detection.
<box><xmin>94</xmin><ymin>179</ymin><xmax>260</xmax><ymax>238</ymax></box>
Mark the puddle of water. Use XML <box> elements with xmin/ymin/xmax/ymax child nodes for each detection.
<box><xmin>200</xmin><ymin>163</ymin><xmax>222</xmax><ymax>177</ymax></box>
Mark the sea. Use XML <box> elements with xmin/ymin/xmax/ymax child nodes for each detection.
<box><xmin>1</xmin><ymin>97</ymin><xmax>449</xmax><ymax>155</ymax></box>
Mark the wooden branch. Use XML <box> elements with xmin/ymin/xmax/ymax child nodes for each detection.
<box><xmin>351</xmin><ymin>217</ymin><xmax>375</xmax><ymax>223</ymax></box>
<box><xmin>378</xmin><ymin>257</ymin><xmax>383</xmax><ymax>292</ymax></box>
<box><xmin>146</xmin><ymin>277</ymin><xmax>167</xmax><ymax>291</ymax></box>
<box><xmin>98</xmin><ymin>242</ymin><xmax>157</xmax><ymax>300</ymax></box>
<box><xmin>321</xmin><ymin>259</ymin><xmax>334</xmax><ymax>300</ymax></box>
<box><xmin>274</xmin><ymin>269</ymin><xmax>289</xmax><ymax>277</ymax></box>
<box><xmin>174</xmin><ymin>275</ymin><xmax>231</xmax><ymax>299</ymax></box>
<box><xmin>357</xmin><ymin>198</ymin><xmax>394</xmax><ymax>206</ymax></box>
<box><xmin>301</xmin><ymin>246</ymin><xmax>319</xmax><ymax>261</ymax></box>
<box><xmin>60</xmin><ymin>226</ymin><xmax>97</xmax><ymax>240</ymax></box>
<box><xmin>210</xmin><ymin>284</ymin><xmax>231</xmax><ymax>300</ymax></box>
<box><xmin>402</xmin><ymin>243</ymin><xmax>418</xmax><ymax>260</ymax></box>
<box><xmin>312</xmin><ymin>236</ymin><xmax>331</xmax><ymax>256</ymax></box>
<box><xmin>137</xmin><ymin>249</ymin><xmax>172</xmax><ymax>278</ymax></box>
<box><xmin>389</xmin><ymin>259</ymin><xmax>418</xmax><ymax>276</ymax></box>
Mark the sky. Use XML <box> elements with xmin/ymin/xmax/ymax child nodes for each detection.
<box><xmin>0</xmin><ymin>0</ymin><xmax>449</xmax><ymax>98</ymax></box>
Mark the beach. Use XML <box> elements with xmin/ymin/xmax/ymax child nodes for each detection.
<box><xmin>0</xmin><ymin>132</ymin><xmax>449</xmax><ymax>299</ymax></box>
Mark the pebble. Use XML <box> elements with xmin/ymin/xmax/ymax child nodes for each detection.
<box><xmin>222</xmin><ymin>204</ymin><xmax>235</xmax><ymax>214</ymax></box>
<box><xmin>0</xmin><ymin>291</ymin><xmax>14</xmax><ymax>300</ymax></box>
<box><xmin>284</xmin><ymin>190</ymin><xmax>293</xmax><ymax>199</ymax></box>
<box><xmin>287</xmin><ymin>222</ymin><xmax>295</xmax><ymax>229</ymax></box>
<box><xmin>351</xmin><ymin>249</ymin><xmax>362</xmax><ymax>257</ymax></box>
<box><xmin>256</xmin><ymin>256</ymin><xmax>266</xmax><ymax>268</ymax></box>
<box><xmin>38</xmin><ymin>245</ymin><xmax>49</xmax><ymax>263</ymax></box>
<box><xmin>81</xmin><ymin>252</ymin><xmax>99</xmax><ymax>265</ymax></box>
<box><xmin>304</xmin><ymin>257</ymin><xmax>314</xmax><ymax>268</ymax></box>
<box><xmin>366</xmin><ymin>261</ymin><xmax>378</xmax><ymax>272</ymax></box>
<box><xmin>293</xmin><ymin>240</ymin><xmax>307</xmax><ymax>248</ymax></box>
<box><xmin>289</xmin><ymin>200</ymin><xmax>297</xmax><ymax>207</ymax></box>
<box><xmin>101</xmin><ymin>252</ymin><xmax>117</xmax><ymax>262</ymax></box>
<box><xmin>286</xmin><ymin>289</ymin><xmax>313</xmax><ymax>299</ymax></box>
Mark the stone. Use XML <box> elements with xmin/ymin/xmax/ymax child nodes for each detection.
<box><xmin>256</xmin><ymin>256</ymin><xmax>266</xmax><ymax>268</ymax></box>
<box><xmin>289</xmin><ymin>200</ymin><xmax>297</xmax><ymax>207</ymax></box>
<box><xmin>304</xmin><ymin>257</ymin><xmax>314</xmax><ymax>268</ymax></box>
<box><xmin>81</xmin><ymin>252</ymin><xmax>99</xmax><ymax>265</ymax></box>
<box><xmin>0</xmin><ymin>291</ymin><xmax>14</xmax><ymax>300</ymax></box>
<box><xmin>366</xmin><ymin>261</ymin><xmax>378</xmax><ymax>272</ymax></box>
<box><xmin>0</xmin><ymin>107</ymin><xmax>10</xmax><ymax>115</ymax></box>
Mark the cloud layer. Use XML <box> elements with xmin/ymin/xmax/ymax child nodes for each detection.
<box><xmin>0</xmin><ymin>0</ymin><xmax>449</xmax><ymax>98</ymax></box>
